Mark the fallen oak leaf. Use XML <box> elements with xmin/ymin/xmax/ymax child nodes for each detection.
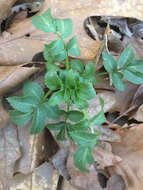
<box><xmin>0</xmin><ymin>65</ymin><xmax>40</xmax><ymax>96</ymax></box>
<box><xmin>110</xmin><ymin>84</ymin><xmax>143</xmax><ymax>124</ymax></box>
<box><xmin>0</xmin><ymin>122</ymin><xmax>21</xmax><ymax>189</ymax></box>
<box><xmin>107</xmin><ymin>124</ymin><xmax>143</xmax><ymax>190</ymax></box>
<box><xmin>1</xmin><ymin>0</ymin><xmax>143</xmax><ymax>64</ymax></box>
<box><xmin>0</xmin><ymin>0</ymin><xmax>17</xmax><ymax>22</ymax></box>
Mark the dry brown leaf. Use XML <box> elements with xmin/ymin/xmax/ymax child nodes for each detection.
<box><xmin>1</xmin><ymin>0</ymin><xmax>143</xmax><ymax>64</ymax></box>
<box><xmin>67</xmin><ymin>142</ymin><xmax>122</xmax><ymax>190</ymax></box>
<box><xmin>52</xmin><ymin>149</ymin><xmax>70</xmax><ymax>180</ymax></box>
<box><xmin>14</xmin><ymin>125</ymin><xmax>58</xmax><ymax>175</ymax></box>
<box><xmin>0</xmin><ymin>66</ymin><xmax>40</xmax><ymax>95</ymax></box>
<box><xmin>107</xmin><ymin>124</ymin><xmax>143</xmax><ymax>190</ymax></box>
<box><xmin>95</xmin><ymin>81</ymin><xmax>138</xmax><ymax>113</ymax></box>
<box><xmin>0</xmin><ymin>122</ymin><xmax>21</xmax><ymax>189</ymax></box>
<box><xmin>67</xmin><ymin>144</ymin><xmax>102</xmax><ymax>190</ymax></box>
<box><xmin>10</xmin><ymin>164</ymin><xmax>59</xmax><ymax>190</ymax></box>
<box><xmin>0</xmin><ymin>0</ymin><xmax>17</xmax><ymax>22</ymax></box>
<box><xmin>0</xmin><ymin>99</ymin><xmax>9</xmax><ymax>128</ymax></box>
<box><xmin>110</xmin><ymin>84</ymin><xmax>143</xmax><ymax>124</ymax></box>
<box><xmin>133</xmin><ymin>104</ymin><xmax>143</xmax><ymax>121</ymax></box>
<box><xmin>93</xmin><ymin>142</ymin><xmax>122</xmax><ymax>170</ymax></box>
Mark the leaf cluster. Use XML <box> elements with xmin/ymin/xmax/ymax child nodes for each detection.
<box><xmin>7</xmin><ymin>8</ymin><xmax>143</xmax><ymax>173</ymax></box>
<box><xmin>102</xmin><ymin>46</ymin><xmax>143</xmax><ymax>91</ymax></box>
<box><xmin>7</xmin><ymin>82</ymin><xmax>61</xmax><ymax>134</ymax></box>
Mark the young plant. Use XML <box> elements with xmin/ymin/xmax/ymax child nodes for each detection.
<box><xmin>7</xmin><ymin>9</ymin><xmax>143</xmax><ymax>172</ymax></box>
<box><xmin>102</xmin><ymin>46</ymin><xmax>143</xmax><ymax>91</ymax></box>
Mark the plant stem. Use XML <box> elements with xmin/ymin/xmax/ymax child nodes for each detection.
<box><xmin>82</xmin><ymin>109</ymin><xmax>94</xmax><ymax>133</ymax></box>
<box><xmin>96</xmin><ymin>72</ymin><xmax>108</xmax><ymax>76</ymax></box>
<box><xmin>56</xmin><ymin>32</ymin><xmax>70</xmax><ymax>70</ymax></box>
<box><xmin>43</xmin><ymin>90</ymin><xmax>52</xmax><ymax>101</ymax></box>
<box><xmin>65</xmin><ymin>52</ymin><xmax>69</xmax><ymax>70</ymax></box>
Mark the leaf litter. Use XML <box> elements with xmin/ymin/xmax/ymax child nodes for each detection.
<box><xmin>1</xmin><ymin>0</ymin><xmax>143</xmax><ymax>190</ymax></box>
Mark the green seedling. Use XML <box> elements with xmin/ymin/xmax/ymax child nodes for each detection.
<box><xmin>7</xmin><ymin>9</ymin><xmax>143</xmax><ymax>172</ymax></box>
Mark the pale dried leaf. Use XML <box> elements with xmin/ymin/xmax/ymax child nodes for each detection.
<box><xmin>0</xmin><ymin>123</ymin><xmax>21</xmax><ymax>189</ymax></box>
<box><xmin>107</xmin><ymin>124</ymin><xmax>143</xmax><ymax>190</ymax></box>
<box><xmin>133</xmin><ymin>104</ymin><xmax>143</xmax><ymax>121</ymax></box>
<box><xmin>0</xmin><ymin>66</ymin><xmax>40</xmax><ymax>95</ymax></box>
<box><xmin>15</xmin><ymin>125</ymin><xmax>52</xmax><ymax>174</ymax></box>
<box><xmin>52</xmin><ymin>149</ymin><xmax>70</xmax><ymax>180</ymax></box>
<box><xmin>1</xmin><ymin>0</ymin><xmax>143</xmax><ymax>64</ymax></box>
<box><xmin>10</xmin><ymin>166</ymin><xmax>59</xmax><ymax>190</ymax></box>
<box><xmin>67</xmin><ymin>144</ymin><xmax>102</xmax><ymax>190</ymax></box>
<box><xmin>93</xmin><ymin>142</ymin><xmax>122</xmax><ymax>170</ymax></box>
<box><xmin>0</xmin><ymin>0</ymin><xmax>17</xmax><ymax>22</ymax></box>
<box><xmin>0</xmin><ymin>99</ymin><xmax>9</xmax><ymax>128</ymax></box>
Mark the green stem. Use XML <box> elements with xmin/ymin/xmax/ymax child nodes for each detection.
<box><xmin>96</xmin><ymin>72</ymin><xmax>108</xmax><ymax>77</ymax></box>
<box><xmin>82</xmin><ymin>109</ymin><xmax>94</xmax><ymax>133</ymax></box>
<box><xmin>43</xmin><ymin>90</ymin><xmax>52</xmax><ymax>101</ymax></box>
<box><xmin>56</xmin><ymin>32</ymin><xmax>70</xmax><ymax>70</ymax></box>
<box><xmin>65</xmin><ymin>52</ymin><xmax>69</xmax><ymax>70</ymax></box>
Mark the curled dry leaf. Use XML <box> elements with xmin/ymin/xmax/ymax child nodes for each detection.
<box><xmin>95</xmin><ymin>81</ymin><xmax>138</xmax><ymax>114</ymax></box>
<box><xmin>0</xmin><ymin>0</ymin><xmax>17</xmax><ymax>22</ymax></box>
<box><xmin>0</xmin><ymin>122</ymin><xmax>21</xmax><ymax>189</ymax></box>
<box><xmin>1</xmin><ymin>0</ymin><xmax>143</xmax><ymax>64</ymax></box>
<box><xmin>133</xmin><ymin>104</ymin><xmax>143</xmax><ymax>122</ymax></box>
<box><xmin>111</xmin><ymin>84</ymin><xmax>143</xmax><ymax>124</ymax></box>
<box><xmin>0</xmin><ymin>66</ymin><xmax>40</xmax><ymax>96</ymax></box>
<box><xmin>93</xmin><ymin>142</ymin><xmax>122</xmax><ymax>170</ymax></box>
<box><xmin>107</xmin><ymin>124</ymin><xmax>143</xmax><ymax>190</ymax></box>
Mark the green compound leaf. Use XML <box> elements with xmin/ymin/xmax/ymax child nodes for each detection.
<box><xmin>23</xmin><ymin>82</ymin><xmax>44</xmax><ymax>102</ymax></box>
<box><xmin>30</xmin><ymin>105</ymin><xmax>47</xmax><ymax>134</ymax></box>
<box><xmin>123</xmin><ymin>69</ymin><xmax>143</xmax><ymax>84</ymax></box>
<box><xmin>7</xmin><ymin>96</ymin><xmax>39</xmax><ymax>113</ymax></box>
<box><xmin>102</xmin><ymin>52</ymin><xmax>117</xmax><ymax>73</ymax></box>
<box><xmin>70</xmin><ymin>59</ymin><xmax>84</xmax><ymax>73</ymax></box>
<box><xmin>82</xmin><ymin>62</ymin><xmax>96</xmax><ymax>84</ymax></box>
<box><xmin>9</xmin><ymin>110</ymin><xmax>32</xmax><ymax>127</ymax></box>
<box><xmin>68</xmin><ymin>110</ymin><xmax>84</xmax><ymax>122</ymax></box>
<box><xmin>63</xmin><ymin>88</ymin><xmax>71</xmax><ymax>105</ymax></box>
<box><xmin>45</xmin><ymin>38</ymin><xmax>64</xmax><ymax>55</ymax></box>
<box><xmin>48</xmin><ymin>90</ymin><xmax>64</xmax><ymax>106</ymax></box>
<box><xmin>47</xmin><ymin>121</ymin><xmax>66</xmax><ymax>131</ymax></box>
<box><xmin>44</xmin><ymin>39</ymin><xmax>66</xmax><ymax>62</ymax></box>
<box><xmin>43</xmin><ymin>45</ymin><xmax>55</xmax><ymax>63</ymax></box>
<box><xmin>78</xmin><ymin>82</ymin><xmax>96</xmax><ymax>100</ymax></box>
<box><xmin>118</xmin><ymin>46</ymin><xmax>134</xmax><ymax>69</ymax></box>
<box><xmin>45</xmin><ymin>72</ymin><xmax>62</xmax><ymax>90</ymax></box>
<box><xmin>67</xmin><ymin>119</ymin><xmax>88</xmax><ymax>133</ymax></box>
<box><xmin>91</xmin><ymin>98</ymin><xmax>106</xmax><ymax>125</ymax></box>
<box><xmin>111</xmin><ymin>72</ymin><xmax>125</xmax><ymax>91</ymax></box>
<box><xmin>126</xmin><ymin>59</ymin><xmax>143</xmax><ymax>74</ymax></box>
<box><xmin>64</xmin><ymin>69</ymin><xmax>77</xmax><ymax>88</ymax></box>
<box><xmin>46</xmin><ymin>62</ymin><xmax>60</xmax><ymax>72</ymax></box>
<box><xmin>54</xmin><ymin>50</ymin><xmax>67</xmax><ymax>62</ymax></box>
<box><xmin>32</xmin><ymin>8</ymin><xmax>56</xmax><ymax>33</ymax></box>
<box><xmin>42</xmin><ymin>102</ymin><xmax>61</xmax><ymax>120</ymax></box>
<box><xmin>55</xmin><ymin>18</ymin><xmax>73</xmax><ymax>38</ymax></box>
<box><xmin>56</xmin><ymin>126</ymin><xmax>67</xmax><ymax>141</ymax></box>
<box><xmin>74</xmin><ymin>147</ymin><xmax>94</xmax><ymax>172</ymax></box>
<box><xmin>73</xmin><ymin>95</ymin><xmax>89</xmax><ymax>109</ymax></box>
<box><xmin>69</xmin><ymin>131</ymin><xmax>99</xmax><ymax>147</ymax></box>
<box><xmin>67</xmin><ymin>36</ymin><xmax>80</xmax><ymax>56</ymax></box>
